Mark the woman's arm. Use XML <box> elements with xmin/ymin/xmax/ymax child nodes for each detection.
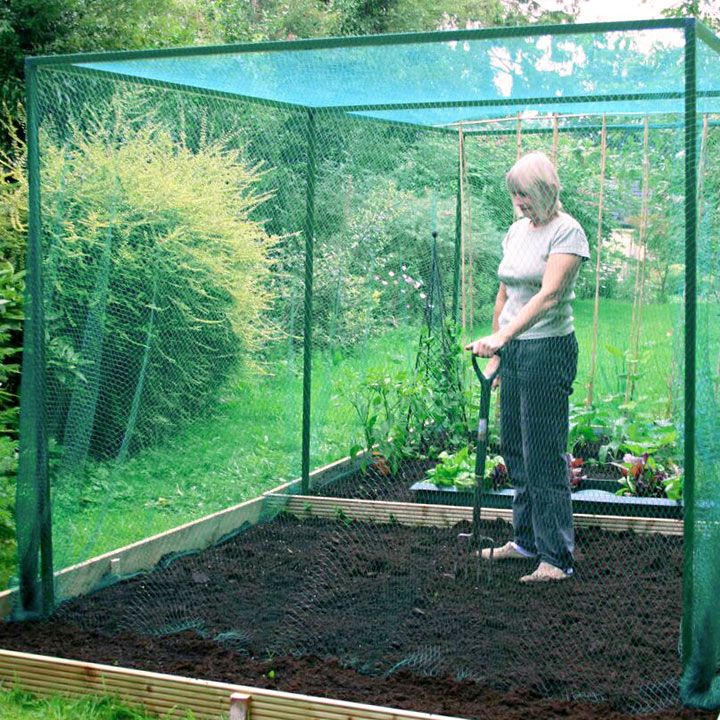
<box><xmin>492</xmin><ymin>282</ymin><xmax>507</xmax><ymax>333</ymax></box>
<box><xmin>467</xmin><ymin>254</ymin><xmax>582</xmax><ymax>357</ymax></box>
<box><xmin>476</xmin><ymin>283</ymin><xmax>507</xmax><ymax>382</ymax></box>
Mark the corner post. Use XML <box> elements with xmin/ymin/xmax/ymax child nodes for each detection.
<box><xmin>301</xmin><ymin>108</ymin><xmax>317</xmax><ymax>494</ymax></box>
<box><xmin>681</xmin><ymin>16</ymin><xmax>697</xmax><ymax>669</ymax></box>
<box><xmin>17</xmin><ymin>59</ymin><xmax>54</xmax><ymax>616</ymax></box>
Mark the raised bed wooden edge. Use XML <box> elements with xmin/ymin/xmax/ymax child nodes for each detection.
<box><xmin>0</xmin><ymin>649</ymin><xmax>465</xmax><ymax>720</ymax></box>
<box><xmin>270</xmin><ymin>494</ymin><xmax>683</xmax><ymax>537</ymax></box>
<box><xmin>409</xmin><ymin>481</ymin><xmax>683</xmax><ymax>519</ymax></box>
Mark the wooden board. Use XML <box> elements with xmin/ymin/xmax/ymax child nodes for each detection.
<box><xmin>272</xmin><ymin>495</ymin><xmax>684</xmax><ymax>536</ymax></box>
<box><xmin>0</xmin><ymin>649</ymin><xmax>467</xmax><ymax>720</ymax></box>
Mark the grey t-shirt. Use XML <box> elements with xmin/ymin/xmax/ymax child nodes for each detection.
<box><xmin>497</xmin><ymin>212</ymin><xmax>590</xmax><ymax>340</ymax></box>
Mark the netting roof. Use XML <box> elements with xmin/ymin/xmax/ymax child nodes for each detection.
<box><xmin>35</xmin><ymin>19</ymin><xmax>720</xmax><ymax>128</ymax></box>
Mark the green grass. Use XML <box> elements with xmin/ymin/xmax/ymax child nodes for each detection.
<box><xmin>0</xmin><ymin>689</ymin><xmax>193</xmax><ymax>720</ymax></box>
<box><xmin>6</xmin><ymin>297</ymin><xmax>716</xmax><ymax>586</ymax></box>
<box><xmin>48</xmin><ymin>325</ymin><xmax>420</xmax><ymax>574</ymax></box>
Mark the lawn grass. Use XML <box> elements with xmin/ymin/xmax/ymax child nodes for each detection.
<box><xmin>6</xmin><ymin>297</ymin><xmax>715</xmax><ymax>587</ymax></box>
<box><xmin>0</xmin><ymin>688</ymin><xmax>190</xmax><ymax>720</ymax></box>
<box><xmin>48</xmin><ymin>325</ymin><xmax>420</xmax><ymax>574</ymax></box>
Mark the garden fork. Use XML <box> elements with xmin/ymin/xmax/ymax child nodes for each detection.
<box><xmin>455</xmin><ymin>353</ymin><xmax>501</xmax><ymax>584</ymax></box>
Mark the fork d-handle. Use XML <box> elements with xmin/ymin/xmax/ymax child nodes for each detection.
<box><xmin>471</xmin><ymin>353</ymin><xmax>501</xmax><ymax>543</ymax></box>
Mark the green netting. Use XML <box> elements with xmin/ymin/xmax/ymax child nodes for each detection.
<box><xmin>11</xmin><ymin>17</ymin><xmax>720</xmax><ymax>718</ymax></box>
<box><xmin>71</xmin><ymin>26</ymin><xmax>693</xmax><ymax>118</ymax></box>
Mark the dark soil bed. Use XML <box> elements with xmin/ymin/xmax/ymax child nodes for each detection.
<box><xmin>0</xmin><ymin>515</ymin><xmax>713</xmax><ymax>720</ymax></box>
<box><xmin>315</xmin><ymin>457</ymin><xmax>434</xmax><ymax>501</ymax></box>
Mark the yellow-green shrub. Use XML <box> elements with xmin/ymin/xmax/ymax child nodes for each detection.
<box><xmin>38</xmin><ymin>107</ymin><xmax>276</xmax><ymax>463</ymax></box>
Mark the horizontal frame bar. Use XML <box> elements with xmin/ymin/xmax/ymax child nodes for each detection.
<box><xmin>698</xmin><ymin>21</ymin><xmax>720</xmax><ymax>55</ymax></box>
<box><xmin>330</xmin><ymin>91</ymin><xmax>695</xmax><ymax>114</ymax></box>
<box><xmin>42</xmin><ymin>65</ymin><xmax>711</xmax><ymax>127</ymax></box>
<box><xmin>464</xmin><ymin>119</ymin><xmax>720</xmax><ymax>136</ymax></box>
<box><xmin>25</xmin><ymin>18</ymin><xmax>691</xmax><ymax>69</ymax></box>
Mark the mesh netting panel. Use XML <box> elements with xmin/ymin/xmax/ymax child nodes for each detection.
<box><xmin>11</xmin><ymin>21</ymin><xmax>720</xmax><ymax>720</ymax></box>
<box><xmin>17</xmin><ymin>67</ymin><xmax>313</xmax><ymax>583</ymax></box>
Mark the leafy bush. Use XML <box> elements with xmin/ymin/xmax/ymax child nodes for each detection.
<box><xmin>30</xmin><ymin>99</ymin><xmax>276</xmax><ymax>463</ymax></box>
<box><xmin>0</xmin><ymin>261</ymin><xmax>23</xmax><ymax>436</ymax></box>
<box><xmin>313</xmin><ymin>178</ymin><xmax>456</xmax><ymax>350</ymax></box>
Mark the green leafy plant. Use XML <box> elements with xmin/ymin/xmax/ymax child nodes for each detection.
<box><xmin>613</xmin><ymin>451</ymin><xmax>683</xmax><ymax>500</ymax></box>
<box><xmin>426</xmin><ymin>446</ymin><xmax>474</xmax><ymax>488</ymax></box>
<box><xmin>425</xmin><ymin>448</ymin><xmax>509</xmax><ymax>491</ymax></box>
<box><xmin>412</xmin><ymin>320</ymin><xmax>470</xmax><ymax>457</ymax></box>
<box><xmin>570</xmin><ymin>392</ymin><xmax>680</xmax><ymax>469</ymax></box>
<box><xmin>341</xmin><ymin>321</ymin><xmax>471</xmax><ymax>473</ymax></box>
<box><xmin>342</xmin><ymin>365</ymin><xmax>419</xmax><ymax>473</ymax></box>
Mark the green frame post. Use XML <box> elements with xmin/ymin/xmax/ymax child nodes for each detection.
<box><xmin>681</xmin><ymin>17</ymin><xmax>697</xmax><ymax>670</ymax></box>
<box><xmin>301</xmin><ymin>108</ymin><xmax>318</xmax><ymax>494</ymax></box>
<box><xmin>17</xmin><ymin>61</ymin><xmax>54</xmax><ymax>616</ymax></box>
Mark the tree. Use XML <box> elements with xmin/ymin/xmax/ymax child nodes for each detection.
<box><xmin>661</xmin><ymin>0</ymin><xmax>720</xmax><ymax>32</ymax></box>
<box><xmin>0</xmin><ymin>0</ymin><xmax>211</xmax><ymax>142</ymax></box>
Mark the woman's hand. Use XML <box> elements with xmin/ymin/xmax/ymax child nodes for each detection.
<box><xmin>482</xmin><ymin>354</ymin><xmax>501</xmax><ymax>389</ymax></box>
<box><xmin>465</xmin><ymin>332</ymin><xmax>506</xmax><ymax>358</ymax></box>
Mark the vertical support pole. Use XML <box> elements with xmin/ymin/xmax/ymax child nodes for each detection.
<box><xmin>301</xmin><ymin>108</ymin><xmax>317</xmax><ymax>495</ymax></box>
<box><xmin>17</xmin><ymin>60</ymin><xmax>54</xmax><ymax>616</ymax></box>
<box><xmin>681</xmin><ymin>17</ymin><xmax>697</xmax><ymax>670</ymax></box>
<box><xmin>452</xmin><ymin>145</ymin><xmax>462</xmax><ymax>325</ymax></box>
<box><xmin>626</xmin><ymin>116</ymin><xmax>650</xmax><ymax>405</ymax></box>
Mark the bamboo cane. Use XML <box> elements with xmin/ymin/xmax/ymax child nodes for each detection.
<box><xmin>626</xmin><ymin>116</ymin><xmax>650</xmax><ymax>404</ymax></box>
<box><xmin>458</xmin><ymin>126</ymin><xmax>467</xmax><ymax>336</ymax></box>
<box><xmin>465</xmin><ymin>138</ymin><xmax>475</xmax><ymax>333</ymax></box>
<box><xmin>586</xmin><ymin>115</ymin><xmax>607</xmax><ymax>406</ymax></box>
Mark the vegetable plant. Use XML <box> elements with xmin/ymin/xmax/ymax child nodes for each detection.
<box><xmin>612</xmin><ymin>452</ymin><xmax>683</xmax><ymax>500</ymax></box>
<box><xmin>425</xmin><ymin>447</ymin><xmax>509</xmax><ymax>491</ymax></box>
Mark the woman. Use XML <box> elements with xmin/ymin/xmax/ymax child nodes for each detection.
<box><xmin>466</xmin><ymin>151</ymin><xmax>589</xmax><ymax>583</ymax></box>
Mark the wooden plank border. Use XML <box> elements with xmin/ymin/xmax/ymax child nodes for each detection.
<box><xmin>0</xmin><ymin>454</ymin><xmax>362</xmax><ymax>618</ymax></box>
<box><xmin>0</xmin><ymin>649</ymin><xmax>466</xmax><ymax>720</ymax></box>
<box><xmin>272</xmin><ymin>495</ymin><xmax>684</xmax><ymax>536</ymax></box>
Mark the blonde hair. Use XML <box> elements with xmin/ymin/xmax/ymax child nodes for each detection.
<box><xmin>506</xmin><ymin>151</ymin><xmax>561</xmax><ymax>224</ymax></box>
